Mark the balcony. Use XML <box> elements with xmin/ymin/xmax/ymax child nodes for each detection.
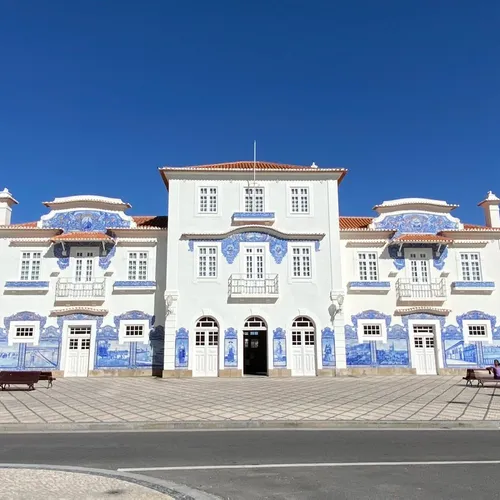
<box><xmin>228</xmin><ymin>274</ymin><xmax>279</xmax><ymax>302</ymax></box>
<box><xmin>55</xmin><ymin>278</ymin><xmax>106</xmax><ymax>301</ymax></box>
<box><xmin>396</xmin><ymin>278</ymin><xmax>447</xmax><ymax>302</ymax></box>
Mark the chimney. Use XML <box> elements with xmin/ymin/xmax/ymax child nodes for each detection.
<box><xmin>478</xmin><ymin>191</ymin><xmax>500</xmax><ymax>228</ymax></box>
<box><xmin>0</xmin><ymin>188</ymin><xmax>18</xmax><ymax>226</ymax></box>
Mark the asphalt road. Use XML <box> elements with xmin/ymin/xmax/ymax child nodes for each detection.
<box><xmin>1</xmin><ymin>430</ymin><xmax>499</xmax><ymax>499</ymax></box>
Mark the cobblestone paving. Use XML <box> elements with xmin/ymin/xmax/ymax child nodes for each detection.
<box><xmin>0</xmin><ymin>376</ymin><xmax>498</xmax><ymax>424</ymax></box>
<box><xmin>0</xmin><ymin>469</ymin><xmax>173</xmax><ymax>499</ymax></box>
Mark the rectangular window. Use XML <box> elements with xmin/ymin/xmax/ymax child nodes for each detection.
<box><xmin>75</xmin><ymin>251</ymin><xmax>94</xmax><ymax>282</ymax></box>
<box><xmin>358</xmin><ymin>252</ymin><xmax>378</xmax><ymax>281</ymax></box>
<box><xmin>128</xmin><ymin>252</ymin><xmax>148</xmax><ymax>280</ymax></box>
<box><xmin>125</xmin><ymin>325</ymin><xmax>144</xmax><ymax>337</ymax></box>
<box><xmin>198</xmin><ymin>247</ymin><xmax>217</xmax><ymax>278</ymax></box>
<box><xmin>290</xmin><ymin>187</ymin><xmax>309</xmax><ymax>214</ymax></box>
<box><xmin>20</xmin><ymin>251</ymin><xmax>42</xmax><ymax>281</ymax></box>
<box><xmin>292</xmin><ymin>247</ymin><xmax>312</xmax><ymax>278</ymax></box>
<box><xmin>362</xmin><ymin>324</ymin><xmax>382</xmax><ymax>337</ymax></box>
<box><xmin>460</xmin><ymin>253</ymin><xmax>482</xmax><ymax>281</ymax></box>
<box><xmin>15</xmin><ymin>326</ymin><xmax>34</xmax><ymax>338</ymax></box>
<box><xmin>244</xmin><ymin>187</ymin><xmax>264</xmax><ymax>213</ymax></box>
<box><xmin>467</xmin><ymin>324</ymin><xmax>487</xmax><ymax>337</ymax></box>
<box><xmin>198</xmin><ymin>187</ymin><xmax>218</xmax><ymax>214</ymax></box>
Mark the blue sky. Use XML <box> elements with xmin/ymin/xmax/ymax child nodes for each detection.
<box><xmin>1</xmin><ymin>1</ymin><xmax>499</xmax><ymax>224</ymax></box>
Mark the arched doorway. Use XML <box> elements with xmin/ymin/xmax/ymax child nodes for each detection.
<box><xmin>291</xmin><ymin>316</ymin><xmax>316</xmax><ymax>376</ymax></box>
<box><xmin>193</xmin><ymin>316</ymin><xmax>219</xmax><ymax>377</ymax></box>
<box><xmin>243</xmin><ymin>316</ymin><xmax>268</xmax><ymax>376</ymax></box>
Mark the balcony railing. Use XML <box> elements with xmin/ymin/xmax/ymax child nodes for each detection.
<box><xmin>228</xmin><ymin>274</ymin><xmax>279</xmax><ymax>297</ymax></box>
<box><xmin>55</xmin><ymin>278</ymin><xmax>106</xmax><ymax>299</ymax></box>
<box><xmin>396</xmin><ymin>278</ymin><xmax>447</xmax><ymax>300</ymax></box>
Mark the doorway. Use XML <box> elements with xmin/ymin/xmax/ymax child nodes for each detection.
<box><xmin>243</xmin><ymin>316</ymin><xmax>268</xmax><ymax>376</ymax></box>
<box><xmin>193</xmin><ymin>316</ymin><xmax>219</xmax><ymax>377</ymax></box>
<box><xmin>412</xmin><ymin>324</ymin><xmax>437</xmax><ymax>375</ymax></box>
<box><xmin>64</xmin><ymin>325</ymin><xmax>92</xmax><ymax>377</ymax></box>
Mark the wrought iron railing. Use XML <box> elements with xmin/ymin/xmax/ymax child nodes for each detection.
<box><xmin>396</xmin><ymin>278</ymin><xmax>447</xmax><ymax>300</ymax></box>
<box><xmin>228</xmin><ymin>274</ymin><xmax>279</xmax><ymax>296</ymax></box>
<box><xmin>55</xmin><ymin>278</ymin><xmax>106</xmax><ymax>298</ymax></box>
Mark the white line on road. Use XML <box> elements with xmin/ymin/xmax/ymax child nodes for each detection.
<box><xmin>118</xmin><ymin>460</ymin><xmax>500</xmax><ymax>472</ymax></box>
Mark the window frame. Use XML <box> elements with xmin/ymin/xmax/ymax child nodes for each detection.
<box><xmin>18</xmin><ymin>250</ymin><xmax>43</xmax><ymax>281</ymax></box>
<box><xmin>8</xmin><ymin>320</ymin><xmax>41</xmax><ymax>345</ymax></box>
<box><xmin>242</xmin><ymin>185</ymin><xmax>266</xmax><ymax>213</ymax></box>
<box><xmin>357</xmin><ymin>251</ymin><xmax>379</xmax><ymax>281</ymax></box>
<box><xmin>197</xmin><ymin>186</ymin><xmax>219</xmax><ymax>215</ymax></box>
<box><xmin>127</xmin><ymin>251</ymin><xmax>149</xmax><ymax>281</ymax></box>
<box><xmin>196</xmin><ymin>245</ymin><xmax>219</xmax><ymax>280</ymax></box>
<box><xmin>357</xmin><ymin>319</ymin><xmax>387</xmax><ymax>343</ymax></box>
<box><xmin>118</xmin><ymin>319</ymin><xmax>150</xmax><ymax>344</ymax></box>
<box><xmin>289</xmin><ymin>244</ymin><xmax>313</xmax><ymax>281</ymax></box>
<box><xmin>462</xmin><ymin>320</ymin><xmax>492</xmax><ymax>342</ymax></box>
<box><xmin>288</xmin><ymin>186</ymin><xmax>310</xmax><ymax>215</ymax></box>
<box><xmin>459</xmin><ymin>252</ymin><xmax>483</xmax><ymax>282</ymax></box>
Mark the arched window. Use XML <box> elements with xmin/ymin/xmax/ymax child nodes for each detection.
<box><xmin>291</xmin><ymin>316</ymin><xmax>315</xmax><ymax>346</ymax></box>
<box><xmin>195</xmin><ymin>316</ymin><xmax>219</xmax><ymax>346</ymax></box>
<box><xmin>243</xmin><ymin>316</ymin><xmax>267</xmax><ymax>330</ymax></box>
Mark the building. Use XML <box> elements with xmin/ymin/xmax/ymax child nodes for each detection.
<box><xmin>1</xmin><ymin>161</ymin><xmax>500</xmax><ymax>377</ymax></box>
<box><xmin>0</xmin><ymin>191</ymin><xmax>167</xmax><ymax>377</ymax></box>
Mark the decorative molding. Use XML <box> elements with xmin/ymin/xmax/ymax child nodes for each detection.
<box><xmin>401</xmin><ymin>313</ymin><xmax>447</xmax><ymax>331</ymax></box>
<box><xmin>451</xmin><ymin>281</ymin><xmax>495</xmax><ymax>289</ymax></box>
<box><xmin>4</xmin><ymin>281</ymin><xmax>50</xmax><ymax>289</ymax></box>
<box><xmin>175</xmin><ymin>328</ymin><xmax>189</xmax><ymax>368</ymax></box>
<box><xmin>56</xmin><ymin>313</ymin><xmax>104</xmax><ymax>330</ymax></box>
<box><xmin>373</xmin><ymin>212</ymin><xmax>459</xmax><ymax>236</ymax></box>
<box><xmin>351</xmin><ymin>310</ymin><xmax>391</xmax><ymax>330</ymax></box>
<box><xmin>113</xmin><ymin>310</ymin><xmax>153</xmax><ymax>330</ymax></box>
<box><xmin>4</xmin><ymin>311</ymin><xmax>47</xmax><ymax>332</ymax></box>
<box><xmin>232</xmin><ymin>212</ymin><xmax>275</xmax><ymax>219</ymax></box>
<box><xmin>272</xmin><ymin>328</ymin><xmax>287</xmax><ymax>367</ymax></box>
<box><xmin>224</xmin><ymin>327</ymin><xmax>238</xmax><ymax>367</ymax></box>
<box><xmin>41</xmin><ymin>210</ymin><xmax>132</xmax><ymax>232</ymax></box>
<box><xmin>457</xmin><ymin>310</ymin><xmax>496</xmax><ymax>332</ymax></box>
<box><xmin>113</xmin><ymin>280</ymin><xmax>157</xmax><ymax>288</ymax></box>
<box><xmin>321</xmin><ymin>327</ymin><xmax>335</xmax><ymax>367</ymax></box>
<box><xmin>348</xmin><ymin>281</ymin><xmax>391</xmax><ymax>288</ymax></box>
<box><xmin>99</xmin><ymin>244</ymin><xmax>116</xmax><ymax>270</ymax></box>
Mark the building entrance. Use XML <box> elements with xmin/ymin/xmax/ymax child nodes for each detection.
<box><xmin>243</xmin><ymin>316</ymin><xmax>268</xmax><ymax>376</ymax></box>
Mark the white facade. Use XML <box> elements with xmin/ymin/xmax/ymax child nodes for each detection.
<box><xmin>161</xmin><ymin>162</ymin><xmax>345</xmax><ymax>377</ymax></box>
<box><xmin>0</xmin><ymin>194</ymin><xmax>167</xmax><ymax>376</ymax></box>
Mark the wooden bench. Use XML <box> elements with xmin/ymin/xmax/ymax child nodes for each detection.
<box><xmin>0</xmin><ymin>371</ymin><xmax>41</xmax><ymax>391</ymax></box>
<box><xmin>463</xmin><ymin>368</ymin><xmax>500</xmax><ymax>387</ymax></box>
<box><xmin>39</xmin><ymin>371</ymin><xmax>56</xmax><ymax>388</ymax></box>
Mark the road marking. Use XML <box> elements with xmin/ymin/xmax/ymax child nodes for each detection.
<box><xmin>118</xmin><ymin>460</ymin><xmax>500</xmax><ymax>472</ymax></box>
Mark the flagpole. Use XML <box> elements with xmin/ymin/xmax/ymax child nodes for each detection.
<box><xmin>253</xmin><ymin>140</ymin><xmax>257</xmax><ymax>185</ymax></box>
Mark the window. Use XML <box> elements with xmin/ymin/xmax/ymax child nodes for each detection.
<box><xmin>467</xmin><ymin>324</ymin><xmax>487</xmax><ymax>337</ymax></box>
<box><xmin>75</xmin><ymin>251</ymin><xmax>95</xmax><ymax>282</ymax></box>
<box><xmin>198</xmin><ymin>246</ymin><xmax>217</xmax><ymax>278</ymax></box>
<box><xmin>291</xmin><ymin>316</ymin><xmax>315</xmax><ymax>346</ymax></box>
<box><xmin>125</xmin><ymin>325</ymin><xmax>144</xmax><ymax>337</ymax></box>
<box><xmin>358</xmin><ymin>252</ymin><xmax>378</xmax><ymax>281</ymax></box>
<box><xmin>290</xmin><ymin>187</ymin><xmax>309</xmax><ymax>214</ymax></box>
<box><xmin>128</xmin><ymin>252</ymin><xmax>148</xmax><ymax>281</ymax></box>
<box><xmin>460</xmin><ymin>253</ymin><xmax>482</xmax><ymax>281</ymax></box>
<box><xmin>15</xmin><ymin>326</ymin><xmax>34</xmax><ymax>338</ymax></box>
<box><xmin>20</xmin><ymin>251</ymin><xmax>41</xmax><ymax>281</ymax></box>
<box><xmin>195</xmin><ymin>317</ymin><xmax>219</xmax><ymax>346</ymax></box>
<box><xmin>244</xmin><ymin>187</ymin><xmax>265</xmax><ymax>212</ymax></box>
<box><xmin>362</xmin><ymin>324</ymin><xmax>382</xmax><ymax>337</ymax></box>
<box><xmin>198</xmin><ymin>187</ymin><xmax>218</xmax><ymax>214</ymax></box>
<box><xmin>292</xmin><ymin>247</ymin><xmax>311</xmax><ymax>278</ymax></box>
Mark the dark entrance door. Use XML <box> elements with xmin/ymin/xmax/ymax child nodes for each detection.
<box><xmin>243</xmin><ymin>330</ymin><xmax>268</xmax><ymax>375</ymax></box>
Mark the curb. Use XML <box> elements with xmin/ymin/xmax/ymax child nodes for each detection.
<box><xmin>0</xmin><ymin>419</ymin><xmax>499</xmax><ymax>433</ymax></box>
<box><xmin>0</xmin><ymin>464</ymin><xmax>220</xmax><ymax>500</ymax></box>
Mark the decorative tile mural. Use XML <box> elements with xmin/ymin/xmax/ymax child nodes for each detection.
<box><xmin>41</xmin><ymin>210</ymin><xmax>132</xmax><ymax>232</ymax></box>
<box><xmin>54</xmin><ymin>242</ymin><xmax>116</xmax><ymax>271</ymax></box>
<box><xmin>388</xmin><ymin>244</ymin><xmax>448</xmax><ymax>271</ymax></box>
<box><xmin>373</xmin><ymin>212</ymin><xmax>459</xmax><ymax>236</ymax></box>
<box><xmin>321</xmin><ymin>327</ymin><xmax>335</xmax><ymax>367</ymax></box>
<box><xmin>272</xmin><ymin>328</ymin><xmax>287</xmax><ymax>367</ymax></box>
<box><xmin>224</xmin><ymin>328</ymin><xmax>238</xmax><ymax>367</ymax></box>
<box><xmin>188</xmin><ymin>231</ymin><xmax>320</xmax><ymax>264</ymax></box>
<box><xmin>175</xmin><ymin>328</ymin><xmax>189</xmax><ymax>368</ymax></box>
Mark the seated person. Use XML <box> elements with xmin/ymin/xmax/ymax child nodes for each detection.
<box><xmin>487</xmin><ymin>359</ymin><xmax>500</xmax><ymax>379</ymax></box>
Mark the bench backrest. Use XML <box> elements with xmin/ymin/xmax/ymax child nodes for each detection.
<box><xmin>0</xmin><ymin>371</ymin><xmax>41</xmax><ymax>383</ymax></box>
<box><xmin>466</xmin><ymin>368</ymin><xmax>494</xmax><ymax>380</ymax></box>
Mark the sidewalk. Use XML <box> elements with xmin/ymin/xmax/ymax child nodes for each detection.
<box><xmin>0</xmin><ymin>376</ymin><xmax>499</xmax><ymax>429</ymax></box>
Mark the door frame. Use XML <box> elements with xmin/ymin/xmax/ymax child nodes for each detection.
<box><xmin>193</xmin><ymin>317</ymin><xmax>220</xmax><ymax>377</ymax></box>
<box><xmin>71</xmin><ymin>247</ymin><xmax>96</xmax><ymax>282</ymax></box>
<box><xmin>60</xmin><ymin>319</ymin><xmax>97</xmax><ymax>376</ymax></box>
<box><xmin>407</xmin><ymin>319</ymin><xmax>443</xmax><ymax>373</ymax></box>
<box><xmin>290</xmin><ymin>319</ymin><xmax>317</xmax><ymax>376</ymax></box>
<box><xmin>404</xmin><ymin>248</ymin><xmax>432</xmax><ymax>283</ymax></box>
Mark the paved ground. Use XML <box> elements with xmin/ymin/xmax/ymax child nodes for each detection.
<box><xmin>1</xmin><ymin>430</ymin><xmax>499</xmax><ymax>499</ymax></box>
<box><xmin>0</xmin><ymin>468</ymin><xmax>174</xmax><ymax>499</ymax></box>
<box><xmin>0</xmin><ymin>376</ymin><xmax>499</xmax><ymax>427</ymax></box>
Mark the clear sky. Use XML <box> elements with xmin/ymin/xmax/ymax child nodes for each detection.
<box><xmin>1</xmin><ymin>1</ymin><xmax>499</xmax><ymax>224</ymax></box>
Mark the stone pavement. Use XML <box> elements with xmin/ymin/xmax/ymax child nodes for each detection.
<box><xmin>0</xmin><ymin>468</ymin><xmax>174</xmax><ymax>499</ymax></box>
<box><xmin>0</xmin><ymin>375</ymin><xmax>499</xmax><ymax>427</ymax></box>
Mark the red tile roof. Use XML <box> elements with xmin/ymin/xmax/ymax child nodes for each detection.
<box><xmin>133</xmin><ymin>216</ymin><xmax>168</xmax><ymax>229</ymax></box>
<box><xmin>51</xmin><ymin>232</ymin><xmax>114</xmax><ymax>242</ymax></box>
<box><xmin>339</xmin><ymin>216</ymin><xmax>373</xmax><ymax>229</ymax></box>
<box><xmin>393</xmin><ymin>234</ymin><xmax>453</xmax><ymax>244</ymax></box>
<box><xmin>161</xmin><ymin>161</ymin><xmax>346</xmax><ymax>172</ymax></box>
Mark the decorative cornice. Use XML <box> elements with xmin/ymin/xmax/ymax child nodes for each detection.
<box><xmin>50</xmin><ymin>307</ymin><xmax>108</xmax><ymax>316</ymax></box>
<box><xmin>394</xmin><ymin>307</ymin><xmax>451</xmax><ymax>316</ymax></box>
<box><xmin>182</xmin><ymin>226</ymin><xmax>325</xmax><ymax>241</ymax></box>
